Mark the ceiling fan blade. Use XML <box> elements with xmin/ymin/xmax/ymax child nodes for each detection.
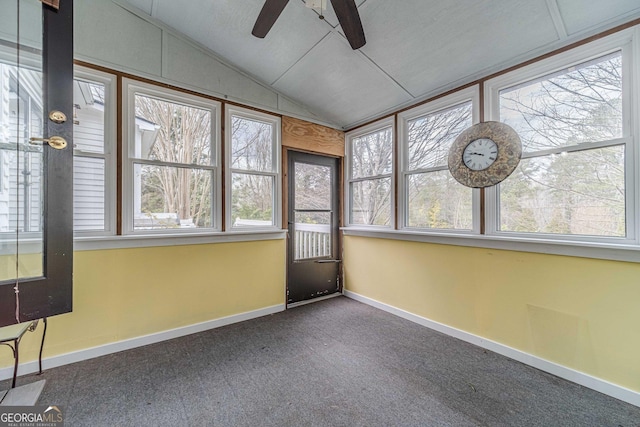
<box><xmin>329</xmin><ymin>0</ymin><xmax>366</xmax><ymax>50</ymax></box>
<box><xmin>252</xmin><ymin>0</ymin><xmax>290</xmax><ymax>38</ymax></box>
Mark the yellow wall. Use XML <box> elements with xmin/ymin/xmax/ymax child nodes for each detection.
<box><xmin>344</xmin><ymin>235</ymin><xmax>640</xmax><ymax>392</ymax></box>
<box><xmin>1</xmin><ymin>239</ymin><xmax>286</xmax><ymax>369</ymax></box>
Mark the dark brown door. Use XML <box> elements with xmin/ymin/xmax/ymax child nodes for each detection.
<box><xmin>0</xmin><ymin>0</ymin><xmax>74</xmax><ymax>326</ymax></box>
<box><xmin>287</xmin><ymin>151</ymin><xmax>340</xmax><ymax>305</ymax></box>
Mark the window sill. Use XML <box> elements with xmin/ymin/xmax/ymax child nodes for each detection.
<box><xmin>341</xmin><ymin>227</ymin><xmax>640</xmax><ymax>263</ymax></box>
<box><xmin>74</xmin><ymin>230</ymin><xmax>287</xmax><ymax>251</ymax></box>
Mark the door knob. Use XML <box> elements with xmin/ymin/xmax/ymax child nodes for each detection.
<box><xmin>29</xmin><ymin>136</ymin><xmax>68</xmax><ymax>150</ymax></box>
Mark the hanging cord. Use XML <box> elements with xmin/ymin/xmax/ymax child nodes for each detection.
<box><xmin>14</xmin><ymin>0</ymin><xmax>21</xmax><ymax>324</ymax></box>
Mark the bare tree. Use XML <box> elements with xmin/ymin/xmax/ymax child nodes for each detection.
<box><xmin>136</xmin><ymin>95</ymin><xmax>212</xmax><ymax>227</ymax></box>
<box><xmin>405</xmin><ymin>103</ymin><xmax>472</xmax><ymax>229</ymax></box>
<box><xmin>499</xmin><ymin>52</ymin><xmax>625</xmax><ymax>236</ymax></box>
<box><xmin>230</xmin><ymin>116</ymin><xmax>274</xmax><ymax>222</ymax></box>
<box><xmin>351</xmin><ymin>128</ymin><xmax>393</xmax><ymax>225</ymax></box>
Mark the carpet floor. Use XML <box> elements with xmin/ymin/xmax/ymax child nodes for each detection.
<box><xmin>4</xmin><ymin>296</ymin><xmax>639</xmax><ymax>426</ymax></box>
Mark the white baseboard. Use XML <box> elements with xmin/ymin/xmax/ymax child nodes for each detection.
<box><xmin>344</xmin><ymin>290</ymin><xmax>640</xmax><ymax>408</ymax></box>
<box><xmin>1</xmin><ymin>304</ymin><xmax>285</xmax><ymax>383</ymax></box>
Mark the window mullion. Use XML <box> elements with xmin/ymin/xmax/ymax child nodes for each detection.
<box><xmin>132</xmin><ymin>158</ymin><xmax>217</xmax><ymax>171</ymax></box>
<box><xmin>521</xmin><ymin>138</ymin><xmax>630</xmax><ymax>159</ymax></box>
<box><xmin>229</xmin><ymin>169</ymin><xmax>277</xmax><ymax>178</ymax></box>
<box><xmin>348</xmin><ymin>173</ymin><xmax>392</xmax><ymax>184</ymax></box>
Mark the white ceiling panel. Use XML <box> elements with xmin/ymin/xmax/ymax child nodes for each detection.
<box><xmin>302</xmin><ymin>0</ymin><xmax>367</xmax><ymax>29</ymax></box>
<box><xmin>153</xmin><ymin>0</ymin><xmax>331</xmax><ymax>84</ymax></box>
<box><xmin>117</xmin><ymin>0</ymin><xmax>640</xmax><ymax>129</ymax></box>
<box><xmin>359</xmin><ymin>0</ymin><xmax>559</xmax><ymax>97</ymax></box>
<box><xmin>77</xmin><ymin>0</ymin><xmax>163</xmax><ymax>77</ymax></box>
<box><xmin>556</xmin><ymin>0</ymin><xmax>640</xmax><ymax>35</ymax></box>
<box><xmin>273</xmin><ymin>33</ymin><xmax>412</xmax><ymax>127</ymax></box>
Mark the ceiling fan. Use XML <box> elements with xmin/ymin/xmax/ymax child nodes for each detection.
<box><xmin>252</xmin><ymin>0</ymin><xmax>366</xmax><ymax>50</ymax></box>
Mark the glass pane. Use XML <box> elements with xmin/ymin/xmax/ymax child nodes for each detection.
<box><xmin>133</xmin><ymin>164</ymin><xmax>213</xmax><ymax>230</ymax></box>
<box><xmin>133</xmin><ymin>94</ymin><xmax>212</xmax><ymax>166</ymax></box>
<box><xmin>295</xmin><ymin>162</ymin><xmax>331</xmax><ymax>210</ymax></box>
<box><xmin>350</xmin><ymin>177</ymin><xmax>391</xmax><ymax>226</ymax></box>
<box><xmin>0</xmin><ymin>0</ymin><xmax>44</xmax><ymax>280</ymax></box>
<box><xmin>407</xmin><ymin>171</ymin><xmax>473</xmax><ymax>230</ymax></box>
<box><xmin>231</xmin><ymin>172</ymin><xmax>274</xmax><ymax>227</ymax></box>
<box><xmin>230</xmin><ymin>116</ymin><xmax>273</xmax><ymax>172</ymax></box>
<box><xmin>500</xmin><ymin>52</ymin><xmax>623</xmax><ymax>153</ymax></box>
<box><xmin>74</xmin><ymin>157</ymin><xmax>105</xmax><ymax>231</ymax></box>
<box><xmin>73</xmin><ymin>78</ymin><xmax>106</xmax><ymax>153</ymax></box>
<box><xmin>407</xmin><ymin>102</ymin><xmax>472</xmax><ymax>170</ymax></box>
<box><xmin>499</xmin><ymin>146</ymin><xmax>625</xmax><ymax>237</ymax></box>
<box><xmin>351</xmin><ymin>127</ymin><xmax>393</xmax><ymax>179</ymax></box>
<box><xmin>294</xmin><ymin>212</ymin><xmax>331</xmax><ymax>260</ymax></box>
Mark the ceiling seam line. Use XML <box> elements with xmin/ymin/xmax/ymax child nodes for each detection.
<box><xmin>546</xmin><ymin>0</ymin><xmax>569</xmax><ymax>39</ymax></box>
<box><xmin>270</xmin><ymin>32</ymin><xmax>334</xmax><ymax>86</ymax></box>
<box><xmin>357</xmin><ymin>50</ymin><xmax>414</xmax><ymax>98</ymax></box>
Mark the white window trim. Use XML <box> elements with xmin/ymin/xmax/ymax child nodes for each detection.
<box><xmin>73</xmin><ymin>229</ymin><xmax>287</xmax><ymax>252</ymax></box>
<box><xmin>344</xmin><ymin>117</ymin><xmax>396</xmax><ymax>228</ymax></box>
<box><xmin>73</xmin><ymin>66</ymin><xmax>117</xmax><ymax>237</ymax></box>
<box><xmin>397</xmin><ymin>85</ymin><xmax>481</xmax><ymax>234</ymax></box>
<box><xmin>224</xmin><ymin>105</ymin><xmax>282</xmax><ymax>232</ymax></box>
<box><xmin>122</xmin><ymin>78</ymin><xmax>222</xmax><ymax>235</ymax></box>
<box><xmin>341</xmin><ymin>227</ymin><xmax>640</xmax><ymax>263</ymax></box>
<box><xmin>483</xmin><ymin>27</ymin><xmax>639</xmax><ymax>247</ymax></box>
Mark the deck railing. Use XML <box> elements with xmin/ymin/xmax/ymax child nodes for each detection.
<box><xmin>294</xmin><ymin>223</ymin><xmax>331</xmax><ymax>260</ymax></box>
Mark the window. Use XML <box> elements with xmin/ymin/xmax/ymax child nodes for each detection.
<box><xmin>485</xmin><ymin>35</ymin><xmax>634</xmax><ymax>243</ymax></box>
<box><xmin>0</xmin><ymin>61</ymin><xmax>43</xmax><ymax>237</ymax></box>
<box><xmin>225</xmin><ymin>106</ymin><xmax>281</xmax><ymax>230</ymax></box>
<box><xmin>345</xmin><ymin>118</ymin><xmax>394</xmax><ymax>227</ymax></box>
<box><xmin>398</xmin><ymin>88</ymin><xmax>479</xmax><ymax>232</ymax></box>
<box><xmin>123</xmin><ymin>79</ymin><xmax>221</xmax><ymax>233</ymax></box>
<box><xmin>73</xmin><ymin>67</ymin><xmax>116</xmax><ymax>235</ymax></box>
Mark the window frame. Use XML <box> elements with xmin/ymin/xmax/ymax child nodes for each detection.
<box><xmin>72</xmin><ymin>66</ymin><xmax>117</xmax><ymax>237</ymax></box>
<box><xmin>344</xmin><ymin>117</ymin><xmax>396</xmax><ymax>229</ymax></box>
<box><xmin>484</xmin><ymin>29</ymin><xmax>637</xmax><ymax>246</ymax></box>
<box><xmin>224</xmin><ymin>105</ymin><xmax>282</xmax><ymax>232</ymax></box>
<box><xmin>122</xmin><ymin>78</ymin><xmax>222</xmax><ymax>235</ymax></box>
<box><xmin>397</xmin><ymin>86</ymin><xmax>481</xmax><ymax>234</ymax></box>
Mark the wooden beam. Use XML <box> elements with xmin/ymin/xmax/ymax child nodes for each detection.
<box><xmin>282</xmin><ymin>116</ymin><xmax>345</xmax><ymax>157</ymax></box>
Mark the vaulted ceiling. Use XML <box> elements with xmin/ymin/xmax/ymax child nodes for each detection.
<box><xmin>118</xmin><ymin>0</ymin><xmax>640</xmax><ymax>129</ymax></box>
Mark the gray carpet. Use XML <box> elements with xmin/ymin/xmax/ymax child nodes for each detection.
<box><xmin>4</xmin><ymin>296</ymin><xmax>639</xmax><ymax>426</ymax></box>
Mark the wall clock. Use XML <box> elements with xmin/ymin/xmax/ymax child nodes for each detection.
<box><xmin>448</xmin><ymin>121</ymin><xmax>522</xmax><ymax>188</ymax></box>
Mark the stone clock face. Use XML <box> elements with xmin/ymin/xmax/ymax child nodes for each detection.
<box><xmin>462</xmin><ymin>138</ymin><xmax>498</xmax><ymax>171</ymax></box>
<box><xmin>447</xmin><ymin>122</ymin><xmax>522</xmax><ymax>188</ymax></box>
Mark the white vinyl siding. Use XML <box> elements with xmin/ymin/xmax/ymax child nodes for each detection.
<box><xmin>73</xmin><ymin>67</ymin><xmax>116</xmax><ymax>235</ymax></box>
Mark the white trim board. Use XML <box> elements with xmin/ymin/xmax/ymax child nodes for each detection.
<box><xmin>344</xmin><ymin>290</ymin><xmax>640</xmax><ymax>408</ymax></box>
<box><xmin>0</xmin><ymin>304</ymin><xmax>285</xmax><ymax>383</ymax></box>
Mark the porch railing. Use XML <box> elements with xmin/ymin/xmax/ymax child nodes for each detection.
<box><xmin>294</xmin><ymin>223</ymin><xmax>331</xmax><ymax>260</ymax></box>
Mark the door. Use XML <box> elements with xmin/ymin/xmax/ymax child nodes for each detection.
<box><xmin>287</xmin><ymin>151</ymin><xmax>340</xmax><ymax>305</ymax></box>
<box><xmin>0</xmin><ymin>0</ymin><xmax>74</xmax><ymax>326</ymax></box>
